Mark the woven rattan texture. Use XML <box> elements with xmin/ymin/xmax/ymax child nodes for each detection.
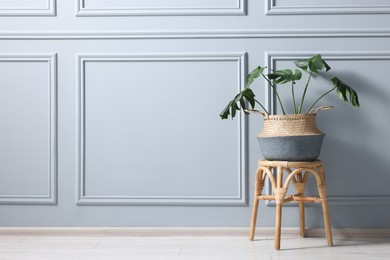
<box><xmin>259</xmin><ymin>114</ymin><xmax>323</xmax><ymax>138</ymax></box>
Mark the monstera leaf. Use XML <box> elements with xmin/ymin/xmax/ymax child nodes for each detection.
<box><xmin>219</xmin><ymin>88</ymin><xmax>256</xmax><ymax>119</ymax></box>
<box><xmin>220</xmin><ymin>66</ymin><xmax>266</xmax><ymax>120</ymax></box>
<box><xmin>267</xmin><ymin>69</ymin><xmax>302</xmax><ymax>84</ymax></box>
<box><xmin>220</xmin><ymin>54</ymin><xmax>361</xmax><ymax>120</ymax></box>
<box><xmin>245</xmin><ymin>66</ymin><xmax>265</xmax><ymax>89</ymax></box>
<box><xmin>331</xmin><ymin>77</ymin><xmax>360</xmax><ymax>107</ymax></box>
<box><xmin>294</xmin><ymin>54</ymin><xmax>331</xmax><ymax>74</ymax></box>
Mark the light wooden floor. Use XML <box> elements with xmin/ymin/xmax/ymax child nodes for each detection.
<box><xmin>0</xmin><ymin>228</ymin><xmax>389</xmax><ymax>260</ymax></box>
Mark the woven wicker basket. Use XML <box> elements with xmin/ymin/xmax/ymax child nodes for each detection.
<box><xmin>248</xmin><ymin>106</ymin><xmax>333</xmax><ymax>161</ymax></box>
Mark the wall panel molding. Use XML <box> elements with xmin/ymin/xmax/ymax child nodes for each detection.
<box><xmin>0</xmin><ymin>54</ymin><xmax>57</xmax><ymax>205</ymax></box>
<box><xmin>266</xmin><ymin>0</ymin><xmax>390</xmax><ymax>15</ymax></box>
<box><xmin>2</xmin><ymin>29</ymin><xmax>390</xmax><ymax>39</ymax></box>
<box><xmin>76</xmin><ymin>0</ymin><xmax>246</xmax><ymax>16</ymax></box>
<box><xmin>264</xmin><ymin>51</ymin><xmax>390</xmax><ymax>206</ymax></box>
<box><xmin>76</xmin><ymin>52</ymin><xmax>248</xmax><ymax>206</ymax></box>
<box><xmin>0</xmin><ymin>0</ymin><xmax>55</xmax><ymax>16</ymax></box>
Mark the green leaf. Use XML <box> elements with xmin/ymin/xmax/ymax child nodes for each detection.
<box><xmin>294</xmin><ymin>60</ymin><xmax>310</xmax><ymax>72</ymax></box>
<box><xmin>331</xmin><ymin>76</ymin><xmax>360</xmax><ymax>107</ymax></box>
<box><xmin>239</xmin><ymin>98</ymin><xmax>246</xmax><ymax>110</ymax></box>
<box><xmin>245</xmin><ymin>66</ymin><xmax>265</xmax><ymax>89</ymax></box>
<box><xmin>219</xmin><ymin>88</ymin><xmax>260</xmax><ymax>120</ymax></box>
<box><xmin>293</xmin><ymin>69</ymin><xmax>302</xmax><ymax>81</ymax></box>
<box><xmin>294</xmin><ymin>54</ymin><xmax>331</xmax><ymax>74</ymax></box>
<box><xmin>231</xmin><ymin>103</ymin><xmax>237</xmax><ymax>118</ymax></box>
<box><xmin>336</xmin><ymin>88</ymin><xmax>344</xmax><ymax>100</ymax></box>
<box><xmin>242</xmin><ymin>88</ymin><xmax>256</xmax><ymax>108</ymax></box>
<box><xmin>234</xmin><ymin>93</ymin><xmax>242</xmax><ymax>104</ymax></box>
<box><xmin>267</xmin><ymin>68</ymin><xmax>302</xmax><ymax>85</ymax></box>
<box><xmin>351</xmin><ymin>91</ymin><xmax>359</xmax><ymax>107</ymax></box>
<box><xmin>220</xmin><ymin>100</ymin><xmax>234</xmax><ymax>119</ymax></box>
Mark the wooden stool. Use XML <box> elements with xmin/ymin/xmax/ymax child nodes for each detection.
<box><xmin>249</xmin><ymin>160</ymin><xmax>333</xmax><ymax>250</ymax></box>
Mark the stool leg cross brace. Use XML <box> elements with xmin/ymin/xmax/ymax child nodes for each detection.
<box><xmin>249</xmin><ymin>160</ymin><xmax>333</xmax><ymax>250</ymax></box>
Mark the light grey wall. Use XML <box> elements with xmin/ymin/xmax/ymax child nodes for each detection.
<box><xmin>0</xmin><ymin>0</ymin><xmax>389</xmax><ymax>227</ymax></box>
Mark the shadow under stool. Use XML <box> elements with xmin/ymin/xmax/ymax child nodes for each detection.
<box><xmin>249</xmin><ymin>160</ymin><xmax>333</xmax><ymax>250</ymax></box>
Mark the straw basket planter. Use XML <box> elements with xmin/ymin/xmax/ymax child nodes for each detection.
<box><xmin>252</xmin><ymin>106</ymin><xmax>332</xmax><ymax>161</ymax></box>
<box><xmin>221</xmin><ymin>55</ymin><xmax>360</xmax><ymax>161</ymax></box>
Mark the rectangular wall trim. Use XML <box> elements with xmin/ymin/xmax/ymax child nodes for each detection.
<box><xmin>76</xmin><ymin>52</ymin><xmax>248</xmax><ymax>206</ymax></box>
<box><xmin>3</xmin><ymin>29</ymin><xmax>390</xmax><ymax>40</ymax></box>
<box><xmin>266</xmin><ymin>0</ymin><xmax>390</xmax><ymax>15</ymax></box>
<box><xmin>76</xmin><ymin>0</ymin><xmax>246</xmax><ymax>16</ymax></box>
<box><xmin>263</xmin><ymin>51</ymin><xmax>390</xmax><ymax>206</ymax></box>
<box><xmin>0</xmin><ymin>54</ymin><xmax>57</xmax><ymax>205</ymax></box>
<box><xmin>0</xmin><ymin>0</ymin><xmax>55</xmax><ymax>16</ymax></box>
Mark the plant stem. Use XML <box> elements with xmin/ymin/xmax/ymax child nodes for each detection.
<box><xmin>291</xmin><ymin>81</ymin><xmax>297</xmax><ymax>114</ymax></box>
<box><xmin>254</xmin><ymin>99</ymin><xmax>269</xmax><ymax>115</ymax></box>
<box><xmin>261</xmin><ymin>74</ymin><xmax>286</xmax><ymax>115</ymax></box>
<box><xmin>305</xmin><ymin>86</ymin><xmax>336</xmax><ymax>113</ymax></box>
<box><xmin>298</xmin><ymin>72</ymin><xmax>313</xmax><ymax>114</ymax></box>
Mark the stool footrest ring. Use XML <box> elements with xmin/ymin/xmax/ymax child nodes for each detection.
<box><xmin>257</xmin><ymin>195</ymin><xmax>322</xmax><ymax>203</ymax></box>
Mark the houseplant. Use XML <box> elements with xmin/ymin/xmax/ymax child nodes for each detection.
<box><xmin>220</xmin><ymin>54</ymin><xmax>360</xmax><ymax>161</ymax></box>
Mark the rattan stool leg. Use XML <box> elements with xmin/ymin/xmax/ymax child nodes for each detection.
<box><xmin>274</xmin><ymin>187</ymin><xmax>287</xmax><ymax>250</ymax></box>
<box><xmin>249</xmin><ymin>196</ymin><xmax>259</xmax><ymax>241</ymax></box>
<box><xmin>275</xmin><ymin>203</ymin><xmax>282</xmax><ymax>250</ymax></box>
<box><xmin>318</xmin><ymin>165</ymin><xmax>333</xmax><ymax>246</ymax></box>
<box><xmin>294</xmin><ymin>172</ymin><xmax>306</xmax><ymax>237</ymax></box>
<box><xmin>274</xmin><ymin>166</ymin><xmax>285</xmax><ymax>250</ymax></box>
<box><xmin>249</xmin><ymin>167</ymin><xmax>264</xmax><ymax>241</ymax></box>
<box><xmin>322</xmin><ymin>202</ymin><xmax>333</xmax><ymax>246</ymax></box>
<box><xmin>299</xmin><ymin>202</ymin><xmax>305</xmax><ymax>237</ymax></box>
<box><xmin>318</xmin><ymin>184</ymin><xmax>333</xmax><ymax>246</ymax></box>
